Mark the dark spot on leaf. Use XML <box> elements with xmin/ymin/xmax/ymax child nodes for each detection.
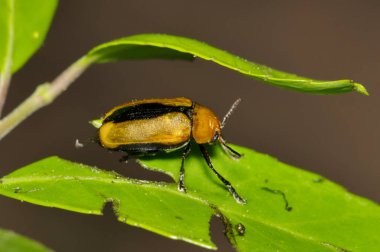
<box><xmin>313</xmin><ymin>177</ymin><xmax>325</xmax><ymax>183</ymax></box>
<box><xmin>13</xmin><ymin>187</ymin><xmax>21</xmax><ymax>193</ymax></box>
<box><xmin>261</xmin><ymin>187</ymin><xmax>293</xmax><ymax>211</ymax></box>
<box><xmin>235</xmin><ymin>223</ymin><xmax>245</xmax><ymax>236</ymax></box>
<box><xmin>175</xmin><ymin>216</ymin><xmax>183</xmax><ymax>220</ymax></box>
<box><xmin>264</xmin><ymin>179</ymin><xmax>269</xmax><ymax>183</ymax></box>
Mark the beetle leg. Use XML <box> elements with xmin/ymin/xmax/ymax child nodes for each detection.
<box><xmin>178</xmin><ymin>142</ymin><xmax>191</xmax><ymax>193</ymax></box>
<box><xmin>219</xmin><ymin>137</ymin><xmax>242</xmax><ymax>159</ymax></box>
<box><xmin>119</xmin><ymin>155</ymin><xmax>129</xmax><ymax>164</ymax></box>
<box><xmin>221</xmin><ymin>142</ymin><xmax>242</xmax><ymax>159</ymax></box>
<box><xmin>199</xmin><ymin>144</ymin><xmax>246</xmax><ymax>204</ymax></box>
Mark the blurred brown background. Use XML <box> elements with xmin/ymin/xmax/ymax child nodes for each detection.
<box><xmin>0</xmin><ymin>0</ymin><xmax>379</xmax><ymax>251</ymax></box>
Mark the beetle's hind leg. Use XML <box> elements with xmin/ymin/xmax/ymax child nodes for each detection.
<box><xmin>178</xmin><ymin>142</ymin><xmax>191</xmax><ymax>193</ymax></box>
<box><xmin>199</xmin><ymin>144</ymin><xmax>246</xmax><ymax>204</ymax></box>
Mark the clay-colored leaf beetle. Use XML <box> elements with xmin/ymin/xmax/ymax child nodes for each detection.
<box><xmin>91</xmin><ymin>97</ymin><xmax>246</xmax><ymax>204</ymax></box>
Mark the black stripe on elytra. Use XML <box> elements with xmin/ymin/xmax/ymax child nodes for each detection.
<box><xmin>111</xmin><ymin>141</ymin><xmax>188</xmax><ymax>156</ymax></box>
<box><xmin>104</xmin><ymin>103</ymin><xmax>193</xmax><ymax>123</ymax></box>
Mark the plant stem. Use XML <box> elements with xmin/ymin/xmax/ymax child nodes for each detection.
<box><xmin>0</xmin><ymin>57</ymin><xmax>94</xmax><ymax>141</ymax></box>
<box><xmin>0</xmin><ymin>68</ymin><xmax>12</xmax><ymax>118</ymax></box>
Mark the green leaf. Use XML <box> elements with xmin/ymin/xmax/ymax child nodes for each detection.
<box><xmin>0</xmin><ymin>228</ymin><xmax>52</xmax><ymax>252</ymax></box>
<box><xmin>86</xmin><ymin>34</ymin><xmax>368</xmax><ymax>95</ymax></box>
<box><xmin>0</xmin><ymin>0</ymin><xmax>58</xmax><ymax>74</ymax></box>
<box><xmin>0</xmin><ymin>156</ymin><xmax>216</xmax><ymax>249</ymax></box>
<box><xmin>1</xmin><ymin>145</ymin><xmax>379</xmax><ymax>251</ymax></box>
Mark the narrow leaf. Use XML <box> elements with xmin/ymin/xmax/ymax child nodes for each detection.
<box><xmin>87</xmin><ymin>34</ymin><xmax>368</xmax><ymax>95</ymax></box>
<box><xmin>0</xmin><ymin>145</ymin><xmax>379</xmax><ymax>251</ymax></box>
<box><xmin>0</xmin><ymin>228</ymin><xmax>52</xmax><ymax>252</ymax></box>
<box><xmin>0</xmin><ymin>0</ymin><xmax>58</xmax><ymax>74</ymax></box>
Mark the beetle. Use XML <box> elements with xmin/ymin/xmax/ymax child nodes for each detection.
<box><xmin>92</xmin><ymin>97</ymin><xmax>246</xmax><ymax>204</ymax></box>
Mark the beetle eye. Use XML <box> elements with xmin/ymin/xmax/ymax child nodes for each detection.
<box><xmin>211</xmin><ymin>132</ymin><xmax>219</xmax><ymax>143</ymax></box>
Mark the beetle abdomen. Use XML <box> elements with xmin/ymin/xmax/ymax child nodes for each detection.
<box><xmin>99</xmin><ymin>112</ymin><xmax>191</xmax><ymax>150</ymax></box>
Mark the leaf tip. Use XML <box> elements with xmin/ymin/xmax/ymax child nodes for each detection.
<box><xmin>354</xmin><ymin>83</ymin><xmax>369</xmax><ymax>96</ymax></box>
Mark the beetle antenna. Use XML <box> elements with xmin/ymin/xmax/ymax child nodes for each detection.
<box><xmin>221</xmin><ymin>98</ymin><xmax>241</xmax><ymax>129</ymax></box>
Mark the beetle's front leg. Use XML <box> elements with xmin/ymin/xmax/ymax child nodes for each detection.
<box><xmin>178</xmin><ymin>142</ymin><xmax>191</xmax><ymax>192</ymax></box>
<box><xmin>219</xmin><ymin>137</ymin><xmax>242</xmax><ymax>159</ymax></box>
<box><xmin>199</xmin><ymin>144</ymin><xmax>246</xmax><ymax>204</ymax></box>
